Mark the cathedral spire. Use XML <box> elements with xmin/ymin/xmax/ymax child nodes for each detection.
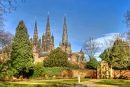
<box><xmin>60</xmin><ymin>15</ymin><xmax>71</xmax><ymax>54</ymax></box>
<box><xmin>34</xmin><ymin>17</ymin><xmax>37</xmax><ymax>32</ymax></box>
<box><xmin>46</xmin><ymin>13</ymin><xmax>50</xmax><ymax>36</ymax></box>
<box><xmin>62</xmin><ymin>15</ymin><xmax>68</xmax><ymax>45</ymax></box>
<box><xmin>33</xmin><ymin>18</ymin><xmax>38</xmax><ymax>46</ymax></box>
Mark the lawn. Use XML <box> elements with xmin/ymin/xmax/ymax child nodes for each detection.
<box><xmin>0</xmin><ymin>78</ymin><xmax>89</xmax><ymax>87</ymax></box>
<box><xmin>96</xmin><ymin>79</ymin><xmax>130</xmax><ymax>86</ymax></box>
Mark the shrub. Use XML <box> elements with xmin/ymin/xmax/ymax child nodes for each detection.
<box><xmin>86</xmin><ymin>58</ymin><xmax>98</xmax><ymax>69</ymax></box>
<box><xmin>43</xmin><ymin>48</ymin><xmax>69</xmax><ymax>67</ymax></box>
<box><xmin>31</xmin><ymin>62</ymin><xmax>44</xmax><ymax>78</ymax></box>
<box><xmin>43</xmin><ymin>67</ymin><xmax>70</xmax><ymax>78</ymax></box>
<box><xmin>69</xmin><ymin>63</ymin><xmax>79</xmax><ymax>69</ymax></box>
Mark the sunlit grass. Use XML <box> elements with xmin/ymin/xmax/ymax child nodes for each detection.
<box><xmin>0</xmin><ymin>78</ymin><xmax>89</xmax><ymax>87</ymax></box>
<box><xmin>96</xmin><ymin>79</ymin><xmax>130</xmax><ymax>86</ymax></box>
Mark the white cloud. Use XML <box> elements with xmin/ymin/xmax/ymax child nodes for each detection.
<box><xmin>94</xmin><ymin>33</ymin><xmax>120</xmax><ymax>61</ymax></box>
<box><xmin>95</xmin><ymin>33</ymin><xmax>119</xmax><ymax>48</ymax></box>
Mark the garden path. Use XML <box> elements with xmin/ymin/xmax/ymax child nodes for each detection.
<box><xmin>80</xmin><ymin>79</ymin><xmax>118</xmax><ymax>87</ymax></box>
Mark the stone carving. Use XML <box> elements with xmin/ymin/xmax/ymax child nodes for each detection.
<box><xmin>97</xmin><ymin>60</ymin><xmax>113</xmax><ymax>79</ymax></box>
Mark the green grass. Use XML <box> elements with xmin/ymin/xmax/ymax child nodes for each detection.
<box><xmin>96</xmin><ymin>79</ymin><xmax>130</xmax><ymax>86</ymax></box>
<box><xmin>0</xmin><ymin>84</ymin><xmax>59</xmax><ymax>87</ymax></box>
<box><xmin>0</xmin><ymin>84</ymin><xmax>46</xmax><ymax>87</ymax></box>
<box><xmin>0</xmin><ymin>78</ymin><xmax>89</xmax><ymax>87</ymax></box>
<box><xmin>44</xmin><ymin>78</ymin><xmax>89</xmax><ymax>84</ymax></box>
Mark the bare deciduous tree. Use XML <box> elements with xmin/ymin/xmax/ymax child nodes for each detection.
<box><xmin>0</xmin><ymin>0</ymin><xmax>25</xmax><ymax>13</ymax></box>
<box><xmin>125</xmin><ymin>8</ymin><xmax>130</xmax><ymax>27</ymax></box>
<box><xmin>0</xmin><ymin>29</ymin><xmax>13</xmax><ymax>59</ymax></box>
<box><xmin>83</xmin><ymin>37</ymin><xmax>100</xmax><ymax>59</ymax></box>
<box><xmin>0</xmin><ymin>0</ymin><xmax>25</xmax><ymax>28</ymax></box>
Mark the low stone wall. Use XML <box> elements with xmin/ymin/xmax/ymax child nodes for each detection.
<box><xmin>62</xmin><ymin>69</ymin><xmax>130</xmax><ymax>79</ymax></box>
<box><xmin>113</xmin><ymin>70</ymin><xmax>130</xmax><ymax>78</ymax></box>
<box><xmin>71</xmin><ymin>69</ymin><xmax>97</xmax><ymax>78</ymax></box>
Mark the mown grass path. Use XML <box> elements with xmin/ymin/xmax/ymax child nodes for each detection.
<box><xmin>81</xmin><ymin>79</ymin><xmax>119</xmax><ymax>87</ymax></box>
<box><xmin>1</xmin><ymin>79</ymin><xmax>130</xmax><ymax>87</ymax></box>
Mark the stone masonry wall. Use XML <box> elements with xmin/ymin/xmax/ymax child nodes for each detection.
<box><xmin>71</xmin><ymin>69</ymin><xmax>130</xmax><ymax>79</ymax></box>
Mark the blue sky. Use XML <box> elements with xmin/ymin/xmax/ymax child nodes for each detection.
<box><xmin>4</xmin><ymin>0</ymin><xmax>130</xmax><ymax>60</ymax></box>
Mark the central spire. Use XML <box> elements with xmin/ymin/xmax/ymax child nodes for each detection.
<box><xmin>46</xmin><ymin>13</ymin><xmax>50</xmax><ymax>36</ymax></box>
<box><xmin>34</xmin><ymin>17</ymin><xmax>37</xmax><ymax>33</ymax></box>
<box><xmin>60</xmin><ymin>15</ymin><xmax>71</xmax><ymax>54</ymax></box>
<box><xmin>33</xmin><ymin>17</ymin><xmax>38</xmax><ymax>46</ymax></box>
<box><xmin>62</xmin><ymin>15</ymin><xmax>68</xmax><ymax>45</ymax></box>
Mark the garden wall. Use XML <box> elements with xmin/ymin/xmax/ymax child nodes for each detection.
<box><xmin>113</xmin><ymin>70</ymin><xmax>130</xmax><ymax>78</ymax></box>
<box><xmin>71</xmin><ymin>69</ymin><xmax>96</xmax><ymax>78</ymax></box>
<box><xmin>70</xmin><ymin>69</ymin><xmax>130</xmax><ymax>79</ymax></box>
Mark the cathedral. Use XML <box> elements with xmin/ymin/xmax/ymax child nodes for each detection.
<box><xmin>32</xmin><ymin>14</ymin><xmax>86</xmax><ymax>68</ymax></box>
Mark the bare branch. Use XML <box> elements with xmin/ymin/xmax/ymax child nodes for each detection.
<box><xmin>0</xmin><ymin>29</ymin><xmax>13</xmax><ymax>58</ymax></box>
<box><xmin>0</xmin><ymin>0</ymin><xmax>25</xmax><ymax>28</ymax></box>
<box><xmin>125</xmin><ymin>8</ymin><xmax>130</xmax><ymax>27</ymax></box>
<box><xmin>83</xmin><ymin>37</ymin><xmax>100</xmax><ymax>59</ymax></box>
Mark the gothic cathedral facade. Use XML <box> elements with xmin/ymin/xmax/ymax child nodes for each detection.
<box><xmin>32</xmin><ymin>14</ymin><xmax>86</xmax><ymax>68</ymax></box>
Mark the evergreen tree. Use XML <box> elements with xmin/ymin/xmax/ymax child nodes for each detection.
<box><xmin>43</xmin><ymin>47</ymin><xmax>69</xmax><ymax>67</ymax></box>
<box><xmin>110</xmin><ymin>39</ymin><xmax>130</xmax><ymax>69</ymax></box>
<box><xmin>10</xmin><ymin>20</ymin><xmax>34</xmax><ymax>77</ymax></box>
<box><xmin>99</xmin><ymin>48</ymin><xmax>112</xmax><ymax>65</ymax></box>
<box><xmin>100</xmin><ymin>39</ymin><xmax>130</xmax><ymax>69</ymax></box>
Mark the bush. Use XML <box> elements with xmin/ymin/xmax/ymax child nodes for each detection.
<box><xmin>31</xmin><ymin>62</ymin><xmax>44</xmax><ymax>78</ymax></box>
<box><xmin>43</xmin><ymin>67</ymin><xmax>70</xmax><ymax>78</ymax></box>
<box><xmin>69</xmin><ymin>63</ymin><xmax>79</xmax><ymax>69</ymax></box>
<box><xmin>43</xmin><ymin>48</ymin><xmax>69</xmax><ymax>67</ymax></box>
<box><xmin>86</xmin><ymin>58</ymin><xmax>98</xmax><ymax>69</ymax></box>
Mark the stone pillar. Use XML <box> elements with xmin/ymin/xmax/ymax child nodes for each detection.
<box><xmin>110</xmin><ymin>65</ymin><xmax>113</xmax><ymax>79</ymax></box>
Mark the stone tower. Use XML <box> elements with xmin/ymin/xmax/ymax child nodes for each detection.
<box><xmin>60</xmin><ymin>16</ymin><xmax>71</xmax><ymax>54</ymax></box>
<box><xmin>32</xmin><ymin>18</ymin><xmax>39</xmax><ymax>53</ymax></box>
<box><xmin>42</xmin><ymin>14</ymin><xmax>54</xmax><ymax>52</ymax></box>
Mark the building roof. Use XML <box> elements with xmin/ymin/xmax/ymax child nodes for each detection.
<box><xmin>39</xmin><ymin>52</ymin><xmax>50</xmax><ymax>57</ymax></box>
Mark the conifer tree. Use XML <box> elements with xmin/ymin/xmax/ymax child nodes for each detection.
<box><xmin>100</xmin><ymin>39</ymin><xmax>130</xmax><ymax>69</ymax></box>
<box><xmin>10</xmin><ymin>20</ymin><xmax>34</xmax><ymax>76</ymax></box>
<box><xmin>110</xmin><ymin>39</ymin><xmax>130</xmax><ymax>69</ymax></box>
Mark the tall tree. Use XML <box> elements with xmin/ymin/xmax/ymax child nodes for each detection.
<box><xmin>10</xmin><ymin>20</ymin><xmax>34</xmax><ymax>77</ymax></box>
<box><xmin>43</xmin><ymin>47</ymin><xmax>69</xmax><ymax>67</ymax></box>
<box><xmin>83</xmin><ymin>37</ymin><xmax>100</xmax><ymax>59</ymax></box>
<box><xmin>110</xmin><ymin>39</ymin><xmax>130</xmax><ymax>69</ymax></box>
<box><xmin>100</xmin><ymin>35</ymin><xmax>117</xmax><ymax>64</ymax></box>
<box><xmin>100</xmin><ymin>38</ymin><xmax>130</xmax><ymax>69</ymax></box>
<box><xmin>100</xmin><ymin>48</ymin><xmax>112</xmax><ymax>64</ymax></box>
<box><xmin>0</xmin><ymin>30</ymin><xmax>13</xmax><ymax>58</ymax></box>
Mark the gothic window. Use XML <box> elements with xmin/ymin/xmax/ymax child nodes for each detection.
<box><xmin>103</xmin><ymin>65</ymin><xmax>106</xmax><ymax>74</ymax></box>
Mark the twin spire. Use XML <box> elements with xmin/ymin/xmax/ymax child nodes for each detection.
<box><xmin>33</xmin><ymin>13</ymin><xmax>69</xmax><ymax>49</ymax></box>
<box><xmin>46</xmin><ymin>13</ymin><xmax>50</xmax><ymax>36</ymax></box>
<box><xmin>33</xmin><ymin>17</ymin><xmax>38</xmax><ymax>46</ymax></box>
<box><xmin>62</xmin><ymin>15</ymin><xmax>68</xmax><ymax>45</ymax></box>
<box><xmin>45</xmin><ymin>13</ymin><xmax>69</xmax><ymax>45</ymax></box>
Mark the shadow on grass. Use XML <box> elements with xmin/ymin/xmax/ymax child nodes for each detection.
<box><xmin>0</xmin><ymin>84</ymin><xmax>61</xmax><ymax>87</ymax></box>
<box><xmin>0</xmin><ymin>78</ymin><xmax>89</xmax><ymax>87</ymax></box>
